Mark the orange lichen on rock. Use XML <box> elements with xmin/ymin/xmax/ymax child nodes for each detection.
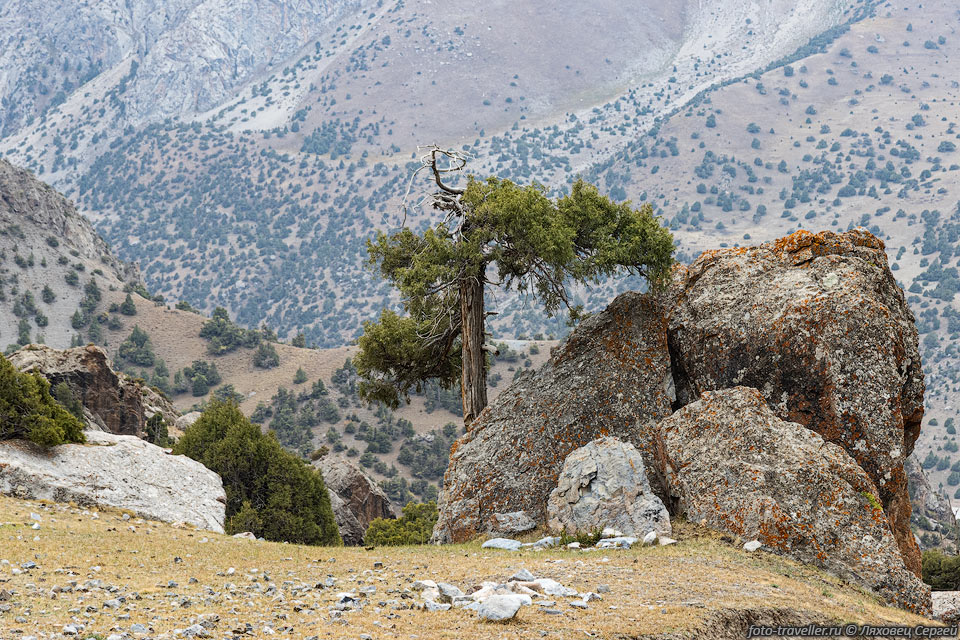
<box><xmin>653</xmin><ymin>387</ymin><xmax>930</xmax><ymax>615</ymax></box>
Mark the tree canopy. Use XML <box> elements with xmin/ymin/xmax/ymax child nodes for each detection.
<box><xmin>173</xmin><ymin>400</ymin><xmax>341</xmax><ymax>545</ymax></box>
<box><xmin>355</xmin><ymin>151</ymin><xmax>673</xmax><ymax>421</ymax></box>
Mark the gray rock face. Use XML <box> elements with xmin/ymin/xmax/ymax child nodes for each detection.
<box><xmin>905</xmin><ymin>454</ymin><xmax>957</xmax><ymax>551</ymax></box>
<box><xmin>476</xmin><ymin>594</ymin><xmax>526</xmax><ymax>622</ymax></box>
<box><xmin>653</xmin><ymin>387</ymin><xmax>930</xmax><ymax>615</ymax></box>
<box><xmin>313</xmin><ymin>456</ymin><xmax>395</xmax><ymax>545</ymax></box>
<box><xmin>10</xmin><ymin>344</ymin><xmax>179</xmax><ymax>438</ymax></box>
<box><xmin>0</xmin><ymin>430</ymin><xmax>225</xmax><ymax>532</ymax></box>
<box><xmin>326</xmin><ymin>490</ymin><xmax>365</xmax><ymax>547</ymax></box>
<box><xmin>433</xmin><ymin>292</ymin><xmax>673</xmax><ymax>543</ymax></box>
<box><xmin>668</xmin><ymin>229</ymin><xmax>924</xmax><ymax>576</ymax></box>
<box><xmin>488</xmin><ymin>511</ymin><xmax>537</xmax><ymax>536</ymax></box>
<box><xmin>547</xmin><ymin>436</ymin><xmax>670</xmax><ymax>538</ymax></box>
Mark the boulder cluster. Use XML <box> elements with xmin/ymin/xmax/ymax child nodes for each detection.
<box><xmin>434</xmin><ymin>230</ymin><xmax>931</xmax><ymax>614</ymax></box>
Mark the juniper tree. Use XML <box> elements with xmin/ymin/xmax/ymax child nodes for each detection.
<box><xmin>355</xmin><ymin>147</ymin><xmax>674</xmax><ymax>424</ymax></box>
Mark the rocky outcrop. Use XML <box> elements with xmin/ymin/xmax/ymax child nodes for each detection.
<box><xmin>654</xmin><ymin>387</ymin><xmax>930</xmax><ymax>614</ymax></box>
<box><xmin>906</xmin><ymin>454</ymin><xmax>957</xmax><ymax>551</ymax></box>
<box><xmin>0</xmin><ymin>430</ymin><xmax>225</xmax><ymax>532</ymax></box>
<box><xmin>668</xmin><ymin>229</ymin><xmax>924</xmax><ymax>576</ymax></box>
<box><xmin>314</xmin><ymin>456</ymin><xmax>394</xmax><ymax>545</ymax></box>
<box><xmin>547</xmin><ymin>437</ymin><xmax>670</xmax><ymax>538</ymax></box>
<box><xmin>432</xmin><ymin>292</ymin><xmax>674</xmax><ymax>543</ymax></box>
<box><xmin>9</xmin><ymin>344</ymin><xmax>178</xmax><ymax>438</ymax></box>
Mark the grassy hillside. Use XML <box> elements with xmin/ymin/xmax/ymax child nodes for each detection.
<box><xmin>0</xmin><ymin>495</ymin><xmax>933</xmax><ymax>638</ymax></box>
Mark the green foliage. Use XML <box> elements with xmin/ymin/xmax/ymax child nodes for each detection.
<box><xmin>119</xmin><ymin>293</ymin><xmax>137</xmax><ymax>316</ymax></box>
<box><xmin>558</xmin><ymin>527</ymin><xmax>604</xmax><ymax>547</ymax></box>
<box><xmin>364</xmin><ymin>501</ymin><xmax>437</xmax><ymax>546</ymax></box>
<box><xmin>145</xmin><ymin>413</ymin><xmax>170</xmax><ymax>447</ymax></box>
<box><xmin>0</xmin><ymin>354</ymin><xmax>85</xmax><ymax>447</ymax></box>
<box><xmin>200</xmin><ymin>307</ymin><xmax>262</xmax><ymax>355</ymax></box>
<box><xmin>922</xmin><ymin>550</ymin><xmax>960</xmax><ymax>590</ymax></box>
<box><xmin>118</xmin><ymin>326</ymin><xmax>155</xmax><ymax>366</ymax></box>
<box><xmin>253</xmin><ymin>342</ymin><xmax>280</xmax><ymax>369</ymax></box>
<box><xmin>356</xmin><ymin>177</ymin><xmax>674</xmax><ymax>409</ymax></box>
<box><xmin>173</xmin><ymin>401</ymin><xmax>341</xmax><ymax>545</ymax></box>
<box><xmin>51</xmin><ymin>382</ymin><xmax>84</xmax><ymax>421</ymax></box>
<box><xmin>181</xmin><ymin>360</ymin><xmax>222</xmax><ymax>397</ymax></box>
<box><xmin>293</xmin><ymin>367</ymin><xmax>308</xmax><ymax>384</ymax></box>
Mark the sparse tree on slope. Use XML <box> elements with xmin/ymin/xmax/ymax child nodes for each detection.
<box><xmin>355</xmin><ymin>147</ymin><xmax>674</xmax><ymax>424</ymax></box>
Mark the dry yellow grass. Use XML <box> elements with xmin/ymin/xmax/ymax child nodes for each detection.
<box><xmin>0</xmin><ymin>496</ymin><xmax>935</xmax><ymax>639</ymax></box>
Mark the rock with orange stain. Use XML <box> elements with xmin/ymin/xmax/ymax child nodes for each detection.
<box><xmin>431</xmin><ymin>292</ymin><xmax>674</xmax><ymax>544</ymax></box>
<box><xmin>668</xmin><ymin>229</ymin><xmax>924</xmax><ymax>577</ymax></box>
<box><xmin>654</xmin><ymin>387</ymin><xmax>930</xmax><ymax>615</ymax></box>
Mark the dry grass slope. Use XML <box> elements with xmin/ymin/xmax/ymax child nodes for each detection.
<box><xmin>0</xmin><ymin>496</ymin><xmax>935</xmax><ymax>639</ymax></box>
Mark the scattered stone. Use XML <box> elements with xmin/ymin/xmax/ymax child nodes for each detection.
<box><xmin>569</xmin><ymin>600</ymin><xmax>588</xmax><ymax>609</ymax></box>
<box><xmin>480</xmin><ymin>538</ymin><xmax>522</xmax><ymax>551</ymax></box>
<box><xmin>423</xmin><ymin>600</ymin><xmax>451</xmax><ymax>612</ymax></box>
<box><xmin>508</xmin><ymin>569</ymin><xmax>535</xmax><ymax>582</ymax></box>
<box><xmin>595</xmin><ymin>537</ymin><xmax>638</xmax><ymax>549</ymax></box>
<box><xmin>642</xmin><ymin>531</ymin><xmax>658</xmax><ymax>545</ymax></box>
<box><xmin>596</xmin><ymin>584</ymin><xmax>611</xmax><ymax>594</ymax></box>
<box><xmin>232</xmin><ymin>532</ymin><xmax>256</xmax><ymax>540</ymax></box>
<box><xmin>477</xmin><ymin>594</ymin><xmax>526</xmax><ymax>622</ymax></box>
<box><xmin>533</xmin><ymin>578</ymin><xmax>578</xmax><ymax>597</ymax></box>
<box><xmin>436</xmin><ymin>582</ymin><xmax>464</xmax><ymax>603</ymax></box>
<box><xmin>743</xmin><ymin>540</ymin><xmax>762</xmax><ymax>552</ymax></box>
<box><xmin>658</xmin><ymin>536</ymin><xmax>677</xmax><ymax>546</ymax></box>
<box><xmin>548</xmin><ymin>437</ymin><xmax>671</xmax><ymax>538</ymax></box>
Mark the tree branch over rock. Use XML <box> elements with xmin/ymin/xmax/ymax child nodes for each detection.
<box><xmin>356</xmin><ymin>148</ymin><xmax>675</xmax><ymax>424</ymax></box>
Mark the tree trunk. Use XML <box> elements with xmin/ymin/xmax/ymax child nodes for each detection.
<box><xmin>460</xmin><ymin>274</ymin><xmax>488</xmax><ymax>426</ymax></box>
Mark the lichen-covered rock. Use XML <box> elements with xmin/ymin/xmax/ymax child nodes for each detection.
<box><xmin>0</xmin><ymin>430</ymin><xmax>225</xmax><ymax>532</ymax></box>
<box><xmin>432</xmin><ymin>292</ymin><xmax>673</xmax><ymax>543</ymax></box>
<box><xmin>547</xmin><ymin>437</ymin><xmax>670</xmax><ymax>538</ymax></box>
<box><xmin>314</xmin><ymin>456</ymin><xmax>395</xmax><ymax>545</ymax></box>
<box><xmin>9</xmin><ymin>344</ymin><xmax>180</xmax><ymax>438</ymax></box>
<box><xmin>668</xmin><ymin>229</ymin><xmax>924</xmax><ymax>575</ymax></box>
<box><xmin>654</xmin><ymin>387</ymin><xmax>930</xmax><ymax>614</ymax></box>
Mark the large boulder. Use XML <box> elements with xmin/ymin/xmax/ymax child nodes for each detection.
<box><xmin>668</xmin><ymin>229</ymin><xmax>924</xmax><ymax>575</ymax></box>
<box><xmin>654</xmin><ymin>387</ymin><xmax>930</xmax><ymax>615</ymax></box>
<box><xmin>547</xmin><ymin>437</ymin><xmax>670</xmax><ymax>538</ymax></box>
<box><xmin>0</xmin><ymin>430</ymin><xmax>226</xmax><ymax>533</ymax></box>
<box><xmin>433</xmin><ymin>292</ymin><xmax>674</xmax><ymax>543</ymax></box>
<box><xmin>314</xmin><ymin>456</ymin><xmax>395</xmax><ymax>545</ymax></box>
<box><xmin>9</xmin><ymin>344</ymin><xmax>179</xmax><ymax>437</ymax></box>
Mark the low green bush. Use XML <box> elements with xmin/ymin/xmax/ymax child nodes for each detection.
<box><xmin>0</xmin><ymin>354</ymin><xmax>84</xmax><ymax>447</ymax></box>
<box><xmin>173</xmin><ymin>400</ymin><xmax>340</xmax><ymax>546</ymax></box>
<box><xmin>365</xmin><ymin>501</ymin><xmax>438</xmax><ymax>546</ymax></box>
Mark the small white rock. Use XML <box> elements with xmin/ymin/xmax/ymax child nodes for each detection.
<box><xmin>743</xmin><ymin>540</ymin><xmax>763</xmax><ymax>552</ymax></box>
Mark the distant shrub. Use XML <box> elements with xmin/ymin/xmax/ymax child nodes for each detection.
<box><xmin>174</xmin><ymin>401</ymin><xmax>341</xmax><ymax>546</ymax></box>
<box><xmin>253</xmin><ymin>342</ymin><xmax>280</xmax><ymax>369</ymax></box>
<box><xmin>365</xmin><ymin>501</ymin><xmax>437</xmax><ymax>546</ymax></box>
<box><xmin>0</xmin><ymin>354</ymin><xmax>85</xmax><ymax>447</ymax></box>
<box><xmin>922</xmin><ymin>550</ymin><xmax>960</xmax><ymax>590</ymax></box>
<box><xmin>145</xmin><ymin>413</ymin><xmax>170</xmax><ymax>447</ymax></box>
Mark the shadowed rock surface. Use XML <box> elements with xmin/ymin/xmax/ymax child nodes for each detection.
<box><xmin>905</xmin><ymin>454</ymin><xmax>957</xmax><ymax>552</ymax></box>
<box><xmin>9</xmin><ymin>344</ymin><xmax>179</xmax><ymax>437</ymax></box>
<box><xmin>432</xmin><ymin>292</ymin><xmax>674</xmax><ymax>543</ymax></box>
<box><xmin>547</xmin><ymin>437</ymin><xmax>670</xmax><ymax>538</ymax></box>
<box><xmin>654</xmin><ymin>387</ymin><xmax>930</xmax><ymax>615</ymax></box>
<box><xmin>668</xmin><ymin>229</ymin><xmax>924</xmax><ymax>576</ymax></box>
<box><xmin>314</xmin><ymin>456</ymin><xmax>395</xmax><ymax>545</ymax></box>
<box><xmin>0</xmin><ymin>430</ymin><xmax>225</xmax><ymax>532</ymax></box>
